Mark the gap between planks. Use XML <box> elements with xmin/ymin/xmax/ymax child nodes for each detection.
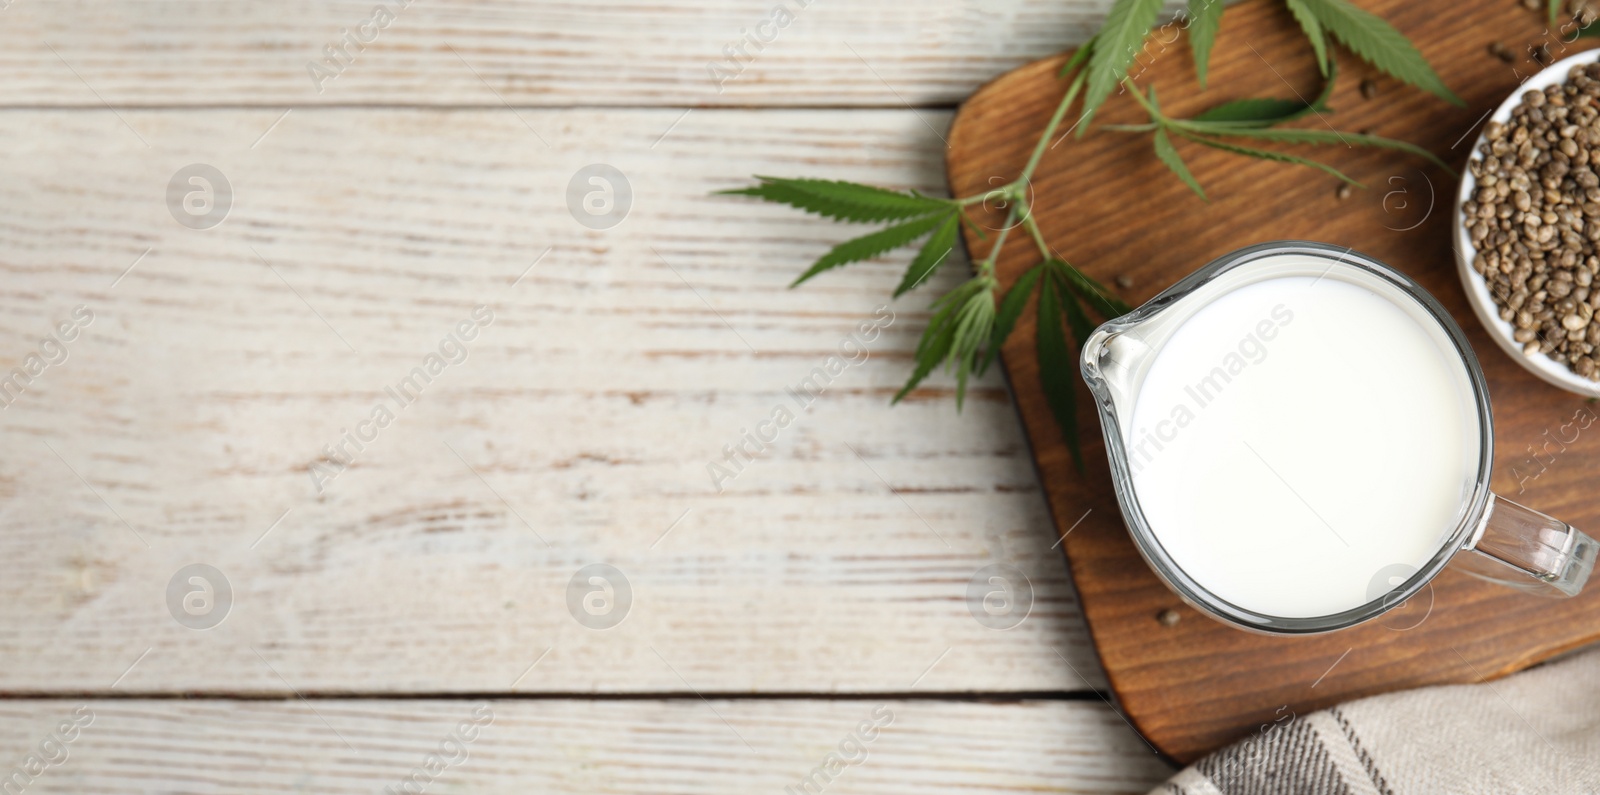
<box><xmin>0</xmin><ymin>103</ymin><xmax>965</xmax><ymax>111</ymax></box>
<box><xmin>0</xmin><ymin>691</ymin><xmax>1111</xmax><ymax>702</ymax></box>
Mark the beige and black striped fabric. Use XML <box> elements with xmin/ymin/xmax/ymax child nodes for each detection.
<box><xmin>1153</xmin><ymin>648</ymin><xmax>1600</xmax><ymax>795</ymax></box>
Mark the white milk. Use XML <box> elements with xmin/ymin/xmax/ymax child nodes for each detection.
<box><xmin>1127</xmin><ymin>271</ymin><xmax>1480</xmax><ymax>618</ymax></box>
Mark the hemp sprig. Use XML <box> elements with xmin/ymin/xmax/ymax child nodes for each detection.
<box><xmin>1076</xmin><ymin>0</ymin><xmax>1461</xmax><ymax>132</ymax></box>
<box><xmin>1108</xmin><ymin>62</ymin><xmax>1455</xmax><ymax>200</ymax></box>
<box><xmin>720</xmin><ymin>0</ymin><xmax>1459</xmax><ymax>470</ymax></box>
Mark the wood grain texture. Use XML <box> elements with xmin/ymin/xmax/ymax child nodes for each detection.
<box><xmin>947</xmin><ymin>0</ymin><xmax>1600</xmax><ymax>764</ymax></box>
<box><xmin>0</xmin><ymin>2</ymin><xmax>1205</xmax><ymax>788</ymax></box>
<box><xmin>0</xmin><ymin>108</ymin><xmax>1103</xmax><ymax>694</ymax></box>
<box><xmin>0</xmin><ymin>699</ymin><xmax>1174</xmax><ymax>793</ymax></box>
<box><xmin>0</xmin><ymin>0</ymin><xmax>1186</xmax><ymax>108</ymax></box>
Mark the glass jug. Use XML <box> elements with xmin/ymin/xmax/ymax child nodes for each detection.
<box><xmin>1078</xmin><ymin>241</ymin><xmax>1596</xmax><ymax>634</ymax></box>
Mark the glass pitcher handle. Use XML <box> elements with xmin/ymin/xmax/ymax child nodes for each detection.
<box><xmin>1453</xmin><ymin>493</ymin><xmax>1598</xmax><ymax>597</ymax></box>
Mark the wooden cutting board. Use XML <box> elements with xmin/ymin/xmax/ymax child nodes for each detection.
<box><xmin>947</xmin><ymin>0</ymin><xmax>1600</xmax><ymax>764</ymax></box>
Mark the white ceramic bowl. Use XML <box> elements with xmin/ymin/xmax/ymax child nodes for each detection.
<box><xmin>1454</xmin><ymin>49</ymin><xmax>1600</xmax><ymax>398</ymax></box>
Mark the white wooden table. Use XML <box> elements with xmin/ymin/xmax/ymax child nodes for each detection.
<box><xmin>0</xmin><ymin>2</ymin><xmax>1178</xmax><ymax>791</ymax></box>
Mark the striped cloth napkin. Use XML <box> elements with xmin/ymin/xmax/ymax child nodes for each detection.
<box><xmin>1151</xmin><ymin>647</ymin><xmax>1600</xmax><ymax>794</ymax></box>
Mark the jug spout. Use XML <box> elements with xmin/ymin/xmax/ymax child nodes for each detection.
<box><xmin>1080</xmin><ymin>323</ymin><xmax>1153</xmax><ymax>391</ymax></box>
<box><xmin>1079</xmin><ymin>319</ymin><xmax>1159</xmax><ymax>432</ymax></box>
<box><xmin>1080</xmin><ymin>326</ymin><xmax>1117</xmax><ymax>385</ymax></box>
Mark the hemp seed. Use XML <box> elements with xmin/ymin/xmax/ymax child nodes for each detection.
<box><xmin>1464</xmin><ymin>59</ymin><xmax>1600</xmax><ymax>381</ymax></box>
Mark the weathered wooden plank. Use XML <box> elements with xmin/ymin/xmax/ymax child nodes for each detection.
<box><xmin>0</xmin><ymin>0</ymin><xmax>1182</xmax><ymax>108</ymax></box>
<box><xmin>0</xmin><ymin>699</ymin><xmax>1173</xmax><ymax>794</ymax></box>
<box><xmin>0</xmin><ymin>107</ymin><xmax>1100</xmax><ymax>693</ymax></box>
